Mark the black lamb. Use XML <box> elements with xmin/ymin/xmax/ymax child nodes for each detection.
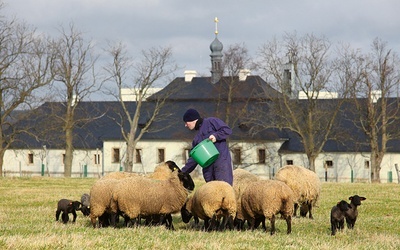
<box><xmin>330</xmin><ymin>200</ymin><xmax>351</xmax><ymax>236</ymax></box>
<box><xmin>56</xmin><ymin>199</ymin><xmax>82</xmax><ymax>224</ymax></box>
<box><xmin>345</xmin><ymin>195</ymin><xmax>366</xmax><ymax>229</ymax></box>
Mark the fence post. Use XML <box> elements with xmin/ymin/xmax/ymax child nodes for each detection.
<box><xmin>351</xmin><ymin>169</ymin><xmax>354</xmax><ymax>183</ymax></box>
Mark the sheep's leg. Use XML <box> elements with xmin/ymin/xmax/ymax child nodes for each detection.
<box><xmin>227</xmin><ymin>215</ymin><xmax>234</xmax><ymax>230</ymax></box>
<box><xmin>247</xmin><ymin>218</ymin><xmax>256</xmax><ymax>231</ymax></box>
<box><xmin>164</xmin><ymin>214</ymin><xmax>175</xmax><ymax>230</ymax></box>
<box><xmin>269</xmin><ymin>215</ymin><xmax>276</xmax><ymax>235</ymax></box>
<box><xmin>218</xmin><ymin>215</ymin><xmax>228</xmax><ymax>231</ymax></box>
<box><xmin>285</xmin><ymin>215</ymin><xmax>292</xmax><ymax>234</ymax></box>
<box><xmin>209</xmin><ymin>214</ymin><xmax>218</xmax><ymax>231</ymax></box>
<box><xmin>293</xmin><ymin>203</ymin><xmax>299</xmax><ymax>217</ymax></box>
<box><xmin>331</xmin><ymin>222</ymin><xmax>336</xmax><ymax>236</ymax></box>
<box><xmin>339</xmin><ymin>219</ymin><xmax>344</xmax><ymax>231</ymax></box>
<box><xmin>308</xmin><ymin>203</ymin><xmax>313</xmax><ymax>219</ymax></box>
<box><xmin>109</xmin><ymin>212</ymin><xmax>118</xmax><ymax>227</ymax></box>
<box><xmin>55</xmin><ymin>209</ymin><xmax>61</xmax><ymax>221</ymax></box>
<box><xmin>204</xmin><ymin>218</ymin><xmax>211</xmax><ymax>231</ymax></box>
<box><xmin>72</xmin><ymin>211</ymin><xmax>77</xmax><ymax>222</ymax></box>
<box><xmin>62</xmin><ymin>212</ymin><xmax>69</xmax><ymax>224</ymax></box>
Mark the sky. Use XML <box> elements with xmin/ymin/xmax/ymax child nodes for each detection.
<box><xmin>4</xmin><ymin>0</ymin><xmax>400</xmax><ymax>84</ymax></box>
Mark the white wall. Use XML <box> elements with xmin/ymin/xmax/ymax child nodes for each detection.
<box><xmin>3</xmin><ymin>141</ymin><xmax>400</xmax><ymax>183</ymax></box>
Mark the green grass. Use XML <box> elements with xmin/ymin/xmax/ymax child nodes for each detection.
<box><xmin>0</xmin><ymin>177</ymin><xmax>399</xmax><ymax>250</ymax></box>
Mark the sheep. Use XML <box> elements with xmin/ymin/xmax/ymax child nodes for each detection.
<box><xmin>140</xmin><ymin>160</ymin><xmax>182</xmax><ymax>229</ymax></box>
<box><xmin>232</xmin><ymin>168</ymin><xmax>262</xmax><ymax>230</ymax></box>
<box><xmin>275</xmin><ymin>165</ymin><xmax>321</xmax><ymax>219</ymax></box>
<box><xmin>181</xmin><ymin>180</ymin><xmax>237</xmax><ymax>231</ymax></box>
<box><xmin>89</xmin><ymin>178</ymin><xmax>121</xmax><ymax>228</ymax></box>
<box><xmin>89</xmin><ymin>161</ymin><xmax>183</xmax><ymax>228</ymax></box>
<box><xmin>110</xmin><ymin>170</ymin><xmax>194</xmax><ymax>230</ymax></box>
<box><xmin>330</xmin><ymin>200</ymin><xmax>352</xmax><ymax>236</ymax></box>
<box><xmin>239</xmin><ymin>179</ymin><xmax>295</xmax><ymax>235</ymax></box>
<box><xmin>345</xmin><ymin>195</ymin><xmax>366</xmax><ymax>229</ymax></box>
<box><xmin>55</xmin><ymin>199</ymin><xmax>82</xmax><ymax>224</ymax></box>
<box><xmin>80</xmin><ymin>193</ymin><xmax>90</xmax><ymax>216</ymax></box>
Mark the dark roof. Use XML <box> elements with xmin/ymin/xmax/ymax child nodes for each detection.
<box><xmin>8</xmin><ymin>75</ymin><xmax>400</xmax><ymax>155</ymax></box>
<box><xmin>148</xmin><ymin>75</ymin><xmax>282</xmax><ymax>101</ymax></box>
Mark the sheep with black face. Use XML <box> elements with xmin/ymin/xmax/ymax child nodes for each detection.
<box><xmin>345</xmin><ymin>195</ymin><xmax>366</xmax><ymax>229</ymax></box>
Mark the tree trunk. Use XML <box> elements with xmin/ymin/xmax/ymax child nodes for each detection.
<box><xmin>0</xmin><ymin>148</ymin><xmax>4</xmax><ymax>176</ymax></box>
<box><xmin>370</xmin><ymin>151</ymin><xmax>383</xmax><ymax>183</ymax></box>
<box><xmin>64</xmin><ymin>126</ymin><xmax>73</xmax><ymax>177</ymax></box>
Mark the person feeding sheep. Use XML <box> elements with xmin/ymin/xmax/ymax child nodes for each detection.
<box><xmin>181</xmin><ymin>108</ymin><xmax>233</xmax><ymax>185</ymax></box>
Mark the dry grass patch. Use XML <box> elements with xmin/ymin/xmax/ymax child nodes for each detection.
<box><xmin>0</xmin><ymin>177</ymin><xmax>399</xmax><ymax>249</ymax></box>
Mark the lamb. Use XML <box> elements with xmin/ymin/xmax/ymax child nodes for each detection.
<box><xmin>275</xmin><ymin>165</ymin><xmax>321</xmax><ymax>219</ymax></box>
<box><xmin>330</xmin><ymin>200</ymin><xmax>352</xmax><ymax>236</ymax></box>
<box><xmin>55</xmin><ymin>199</ymin><xmax>82</xmax><ymax>224</ymax></box>
<box><xmin>345</xmin><ymin>195</ymin><xmax>366</xmax><ymax>229</ymax></box>
<box><xmin>232</xmin><ymin>168</ymin><xmax>261</xmax><ymax>230</ymax></box>
<box><xmin>181</xmin><ymin>180</ymin><xmax>237</xmax><ymax>231</ymax></box>
<box><xmin>239</xmin><ymin>179</ymin><xmax>295</xmax><ymax>235</ymax></box>
<box><xmin>110</xmin><ymin>170</ymin><xmax>194</xmax><ymax>230</ymax></box>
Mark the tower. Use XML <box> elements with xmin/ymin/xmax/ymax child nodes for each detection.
<box><xmin>210</xmin><ymin>17</ymin><xmax>223</xmax><ymax>84</ymax></box>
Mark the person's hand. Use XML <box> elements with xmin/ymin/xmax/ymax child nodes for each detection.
<box><xmin>209</xmin><ymin>134</ymin><xmax>216</xmax><ymax>143</ymax></box>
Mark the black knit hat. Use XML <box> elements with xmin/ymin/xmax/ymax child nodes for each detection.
<box><xmin>183</xmin><ymin>109</ymin><xmax>201</xmax><ymax>122</ymax></box>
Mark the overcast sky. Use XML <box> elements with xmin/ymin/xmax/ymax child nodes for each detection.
<box><xmin>4</xmin><ymin>0</ymin><xmax>400</xmax><ymax>78</ymax></box>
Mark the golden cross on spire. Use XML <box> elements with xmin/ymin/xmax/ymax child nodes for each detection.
<box><xmin>214</xmin><ymin>17</ymin><xmax>219</xmax><ymax>35</ymax></box>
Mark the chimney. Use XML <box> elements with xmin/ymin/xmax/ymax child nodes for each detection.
<box><xmin>184</xmin><ymin>70</ymin><xmax>197</xmax><ymax>82</ymax></box>
<box><xmin>239</xmin><ymin>69</ymin><xmax>251</xmax><ymax>81</ymax></box>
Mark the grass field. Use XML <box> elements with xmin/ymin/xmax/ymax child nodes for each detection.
<box><xmin>0</xmin><ymin>177</ymin><xmax>399</xmax><ymax>250</ymax></box>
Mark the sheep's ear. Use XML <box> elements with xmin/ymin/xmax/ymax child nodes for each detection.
<box><xmin>360</xmin><ymin>197</ymin><xmax>366</xmax><ymax>201</ymax></box>
<box><xmin>348</xmin><ymin>196</ymin><xmax>353</xmax><ymax>200</ymax></box>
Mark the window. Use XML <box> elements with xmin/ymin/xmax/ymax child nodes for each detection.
<box><xmin>135</xmin><ymin>149</ymin><xmax>142</xmax><ymax>163</ymax></box>
<box><xmin>233</xmin><ymin>148</ymin><xmax>241</xmax><ymax>164</ymax></box>
<box><xmin>112</xmin><ymin>148</ymin><xmax>120</xmax><ymax>163</ymax></box>
<box><xmin>28</xmin><ymin>153</ymin><xmax>34</xmax><ymax>165</ymax></box>
<box><xmin>94</xmin><ymin>153</ymin><xmax>101</xmax><ymax>165</ymax></box>
<box><xmin>286</xmin><ymin>160</ymin><xmax>293</xmax><ymax>165</ymax></box>
<box><xmin>258</xmin><ymin>149</ymin><xmax>266</xmax><ymax>164</ymax></box>
<box><xmin>325</xmin><ymin>160</ymin><xmax>333</xmax><ymax>168</ymax></box>
<box><xmin>364</xmin><ymin>160</ymin><xmax>370</xmax><ymax>169</ymax></box>
<box><xmin>158</xmin><ymin>148</ymin><xmax>165</xmax><ymax>163</ymax></box>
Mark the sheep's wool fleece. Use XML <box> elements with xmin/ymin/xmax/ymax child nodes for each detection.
<box><xmin>187</xmin><ymin>180</ymin><xmax>236</xmax><ymax>220</ymax></box>
<box><xmin>275</xmin><ymin>165</ymin><xmax>321</xmax><ymax>205</ymax></box>
<box><xmin>149</xmin><ymin>162</ymin><xmax>175</xmax><ymax>180</ymax></box>
<box><xmin>240</xmin><ymin>179</ymin><xmax>294</xmax><ymax>220</ymax></box>
<box><xmin>89</xmin><ymin>178</ymin><xmax>120</xmax><ymax>217</ymax></box>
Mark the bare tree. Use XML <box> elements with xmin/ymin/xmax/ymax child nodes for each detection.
<box><xmin>51</xmin><ymin>23</ymin><xmax>98</xmax><ymax>177</ymax></box>
<box><xmin>216</xmin><ymin>43</ymin><xmax>254</xmax><ymax>127</ymax></box>
<box><xmin>0</xmin><ymin>6</ymin><xmax>55</xmax><ymax>176</ymax></box>
<box><xmin>257</xmin><ymin>33</ymin><xmax>357</xmax><ymax>171</ymax></box>
<box><xmin>351</xmin><ymin>38</ymin><xmax>400</xmax><ymax>182</ymax></box>
<box><xmin>105</xmin><ymin>43</ymin><xmax>177</xmax><ymax>172</ymax></box>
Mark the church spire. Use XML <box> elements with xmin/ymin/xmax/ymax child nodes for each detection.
<box><xmin>210</xmin><ymin>17</ymin><xmax>223</xmax><ymax>84</ymax></box>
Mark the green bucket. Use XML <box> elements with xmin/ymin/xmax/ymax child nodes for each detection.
<box><xmin>190</xmin><ymin>139</ymin><xmax>220</xmax><ymax>168</ymax></box>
